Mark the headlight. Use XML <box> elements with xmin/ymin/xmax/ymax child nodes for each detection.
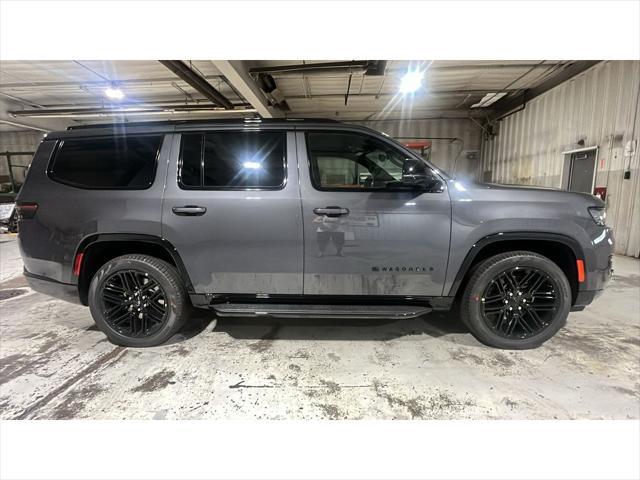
<box><xmin>589</xmin><ymin>206</ymin><xmax>606</xmax><ymax>226</ymax></box>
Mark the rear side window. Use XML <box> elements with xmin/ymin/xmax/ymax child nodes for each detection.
<box><xmin>179</xmin><ymin>131</ymin><xmax>286</xmax><ymax>189</ymax></box>
<box><xmin>49</xmin><ymin>135</ymin><xmax>162</xmax><ymax>189</ymax></box>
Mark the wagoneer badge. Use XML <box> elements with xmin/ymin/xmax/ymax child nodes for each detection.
<box><xmin>372</xmin><ymin>266</ymin><xmax>433</xmax><ymax>272</ymax></box>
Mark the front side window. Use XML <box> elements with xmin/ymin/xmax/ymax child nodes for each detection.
<box><xmin>306</xmin><ymin>131</ymin><xmax>413</xmax><ymax>190</ymax></box>
<box><xmin>179</xmin><ymin>131</ymin><xmax>286</xmax><ymax>189</ymax></box>
<box><xmin>49</xmin><ymin>135</ymin><xmax>162</xmax><ymax>189</ymax></box>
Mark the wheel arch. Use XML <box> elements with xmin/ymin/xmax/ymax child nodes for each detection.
<box><xmin>75</xmin><ymin>233</ymin><xmax>194</xmax><ymax>305</ymax></box>
<box><xmin>449</xmin><ymin>232</ymin><xmax>585</xmax><ymax>305</ymax></box>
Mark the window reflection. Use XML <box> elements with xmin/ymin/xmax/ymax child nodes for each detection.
<box><xmin>179</xmin><ymin>131</ymin><xmax>285</xmax><ymax>189</ymax></box>
<box><xmin>307</xmin><ymin>132</ymin><xmax>411</xmax><ymax>190</ymax></box>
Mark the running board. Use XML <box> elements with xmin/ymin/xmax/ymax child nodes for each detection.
<box><xmin>212</xmin><ymin>303</ymin><xmax>432</xmax><ymax>319</ymax></box>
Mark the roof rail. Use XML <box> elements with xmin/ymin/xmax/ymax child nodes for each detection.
<box><xmin>66</xmin><ymin>117</ymin><xmax>341</xmax><ymax>130</ymax></box>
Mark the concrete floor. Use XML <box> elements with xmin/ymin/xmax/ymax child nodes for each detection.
<box><xmin>1</xmin><ymin>235</ymin><xmax>639</xmax><ymax>420</ymax></box>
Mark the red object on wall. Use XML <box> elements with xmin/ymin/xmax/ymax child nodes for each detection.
<box><xmin>594</xmin><ymin>187</ymin><xmax>607</xmax><ymax>201</ymax></box>
<box><xmin>404</xmin><ymin>141</ymin><xmax>432</xmax><ymax>149</ymax></box>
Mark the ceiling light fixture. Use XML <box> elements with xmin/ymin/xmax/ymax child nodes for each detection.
<box><xmin>104</xmin><ymin>85</ymin><xmax>125</xmax><ymax>100</ymax></box>
<box><xmin>399</xmin><ymin>69</ymin><xmax>424</xmax><ymax>94</ymax></box>
<box><xmin>471</xmin><ymin>92</ymin><xmax>507</xmax><ymax>108</ymax></box>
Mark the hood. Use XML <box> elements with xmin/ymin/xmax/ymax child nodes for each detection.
<box><xmin>449</xmin><ymin>179</ymin><xmax>605</xmax><ymax>207</ymax></box>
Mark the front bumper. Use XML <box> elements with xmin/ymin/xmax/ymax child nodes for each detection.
<box><xmin>592</xmin><ymin>254</ymin><xmax>614</xmax><ymax>289</ymax></box>
<box><xmin>24</xmin><ymin>269</ymin><xmax>82</xmax><ymax>305</ymax></box>
<box><xmin>571</xmin><ymin>255</ymin><xmax>613</xmax><ymax>311</ymax></box>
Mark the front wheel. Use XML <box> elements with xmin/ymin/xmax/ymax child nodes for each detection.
<box><xmin>88</xmin><ymin>254</ymin><xmax>188</xmax><ymax>347</ymax></box>
<box><xmin>460</xmin><ymin>251</ymin><xmax>571</xmax><ymax>349</ymax></box>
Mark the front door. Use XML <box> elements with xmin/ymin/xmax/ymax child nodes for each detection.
<box><xmin>296</xmin><ymin>130</ymin><xmax>451</xmax><ymax>297</ymax></box>
<box><xmin>162</xmin><ymin>130</ymin><xmax>303</xmax><ymax>295</ymax></box>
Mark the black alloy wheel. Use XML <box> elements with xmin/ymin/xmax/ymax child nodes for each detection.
<box><xmin>100</xmin><ymin>269</ymin><xmax>168</xmax><ymax>338</ymax></box>
<box><xmin>480</xmin><ymin>267</ymin><xmax>558</xmax><ymax>339</ymax></box>
<box><xmin>88</xmin><ymin>254</ymin><xmax>188</xmax><ymax>347</ymax></box>
<box><xmin>461</xmin><ymin>251</ymin><xmax>571</xmax><ymax>349</ymax></box>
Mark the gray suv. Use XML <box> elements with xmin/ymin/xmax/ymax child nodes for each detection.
<box><xmin>16</xmin><ymin>119</ymin><xmax>613</xmax><ymax>349</ymax></box>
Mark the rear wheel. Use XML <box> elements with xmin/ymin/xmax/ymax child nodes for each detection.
<box><xmin>88</xmin><ymin>254</ymin><xmax>188</xmax><ymax>347</ymax></box>
<box><xmin>461</xmin><ymin>251</ymin><xmax>571</xmax><ymax>349</ymax></box>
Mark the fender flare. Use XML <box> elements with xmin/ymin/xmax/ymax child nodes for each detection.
<box><xmin>448</xmin><ymin>231</ymin><xmax>585</xmax><ymax>297</ymax></box>
<box><xmin>75</xmin><ymin>233</ymin><xmax>194</xmax><ymax>292</ymax></box>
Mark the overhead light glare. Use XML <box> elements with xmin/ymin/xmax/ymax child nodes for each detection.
<box><xmin>399</xmin><ymin>69</ymin><xmax>424</xmax><ymax>94</ymax></box>
<box><xmin>243</xmin><ymin>161</ymin><xmax>262</xmax><ymax>170</ymax></box>
<box><xmin>104</xmin><ymin>86</ymin><xmax>125</xmax><ymax>100</ymax></box>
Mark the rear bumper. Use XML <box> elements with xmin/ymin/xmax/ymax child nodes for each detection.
<box><xmin>24</xmin><ymin>269</ymin><xmax>82</xmax><ymax>305</ymax></box>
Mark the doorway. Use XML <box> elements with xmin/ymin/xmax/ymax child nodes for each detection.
<box><xmin>562</xmin><ymin>147</ymin><xmax>598</xmax><ymax>194</ymax></box>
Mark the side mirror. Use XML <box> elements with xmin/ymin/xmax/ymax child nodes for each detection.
<box><xmin>401</xmin><ymin>158</ymin><xmax>444</xmax><ymax>192</ymax></box>
<box><xmin>402</xmin><ymin>158</ymin><xmax>428</xmax><ymax>186</ymax></box>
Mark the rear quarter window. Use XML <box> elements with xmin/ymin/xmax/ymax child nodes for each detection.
<box><xmin>49</xmin><ymin>135</ymin><xmax>163</xmax><ymax>189</ymax></box>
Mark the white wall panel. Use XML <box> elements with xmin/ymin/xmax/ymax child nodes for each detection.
<box><xmin>482</xmin><ymin>61</ymin><xmax>640</xmax><ymax>257</ymax></box>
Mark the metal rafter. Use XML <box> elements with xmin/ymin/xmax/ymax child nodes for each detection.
<box><xmin>159</xmin><ymin>60</ymin><xmax>233</xmax><ymax>109</ymax></box>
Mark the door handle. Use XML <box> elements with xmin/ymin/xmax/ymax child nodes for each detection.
<box><xmin>313</xmin><ymin>206</ymin><xmax>350</xmax><ymax>217</ymax></box>
<box><xmin>172</xmin><ymin>206</ymin><xmax>207</xmax><ymax>216</ymax></box>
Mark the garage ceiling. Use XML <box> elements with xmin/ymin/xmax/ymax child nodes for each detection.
<box><xmin>0</xmin><ymin>60</ymin><xmax>595</xmax><ymax>132</ymax></box>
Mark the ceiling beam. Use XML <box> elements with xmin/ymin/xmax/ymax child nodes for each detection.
<box><xmin>419</xmin><ymin>63</ymin><xmax>560</xmax><ymax>71</ymax></box>
<box><xmin>0</xmin><ymin>76</ymin><xmax>227</xmax><ymax>89</ymax></box>
<box><xmin>9</xmin><ymin>99</ymin><xmax>252</xmax><ymax>110</ymax></box>
<box><xmin>294</xmin><ymin>109</ymin><xmax>488</xmax><ymax>119</ymax></box>
<box><xmin>213</xmin><ymin>61</ymin><xmax>282</xmax><ymax>118</ymax></box>
<box><xmin>283</xmin><ymin>89</ymin><xmax>520</xmax><ymax>100</ymax></box>
<box><xmin>0</xmin><ymin>97</ymin><xmax>57</xmax><ymax>131</ymax></box>
<box><xmin>0</xmin><ymin>119</ymin><xmax>49</xmax><ymax>132</ymax></box>
<box><xmin>251</xmin><ymin>62</ymin><xmax>566</xmax><ymax>78</ymax></box>
<box><xmin>0</xmin><ymin>91</ymin><xmax>45</xmax><ymax>108</ymax></box>
<box><xmin>249</xmin><ymin>61</ymin><xmax>372</xmax><ymax>75</ymax></box>
<box><xmin>159</xmin><ymin>60</ymin><xmax>233</xmax><ymax>109</ymax></box>
<box><xmin>488</xmin><ymin>61</ymin><xmax>601</xmax><ymax>121</ymax></box>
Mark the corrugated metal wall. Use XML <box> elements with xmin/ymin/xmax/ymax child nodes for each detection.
<box><xmin>0</xmin><ymin>130</ymin><xmax>44</xmax><ymax>184</ymax></box>
<box><xmin>481</xmin><ymin>61</ymin><xmax>640</xmax><ymax>257</ymax></box>
<box><xmin>358</xmin><ymin>119</ymin><xmax>483</xmax><ymax>180</ymax></box>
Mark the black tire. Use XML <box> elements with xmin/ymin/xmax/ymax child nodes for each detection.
<box><xmin>460</xmin><ymin>251</ymin><xmax>571</xmax><ymax>349</ymax></box>
<box><xmin>88</xmin><ymin>254</ymin><xmax>188</xmax><ymax>347</ymax></box>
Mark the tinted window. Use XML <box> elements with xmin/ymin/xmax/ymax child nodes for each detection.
<box><xmin>50</xmin><ymin>135</ymin><xmax>162</xmax><ymax>189</ymax></box>
<box><xmin>179</xmin><ymin>131</ymin><xmax>285</xmax><ymax>189</ymax></box>
<box><xmin>180</xmin><ymin>133</ymin><xmax>203</xmax><ymax>187</ymax></box>
<box><xmin>307</xmin><ymin>132</ymin><xmax>410</xmax><ymax>190</ymax></box>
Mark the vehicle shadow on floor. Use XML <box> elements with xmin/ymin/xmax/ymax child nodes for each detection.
<box><xmin>173</xmin><ymin>307</ymin><xmax>469</xmax><ymax>343</ymax></box>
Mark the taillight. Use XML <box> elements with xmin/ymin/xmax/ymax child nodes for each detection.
<box><xmin>16</xmin><ymin>202</ymin><xmax>38</xmax><ymax>219</ymax></box>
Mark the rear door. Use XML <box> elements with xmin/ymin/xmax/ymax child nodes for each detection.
<box><xmin>161</xmin><ymin>129</ymin><xmax>303</xmax><ymax>295</ymax></box>
<box><xmin>296</xmin><ymin>129</ymin><xmax>451</xmax><ymax>297</ymax></box>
